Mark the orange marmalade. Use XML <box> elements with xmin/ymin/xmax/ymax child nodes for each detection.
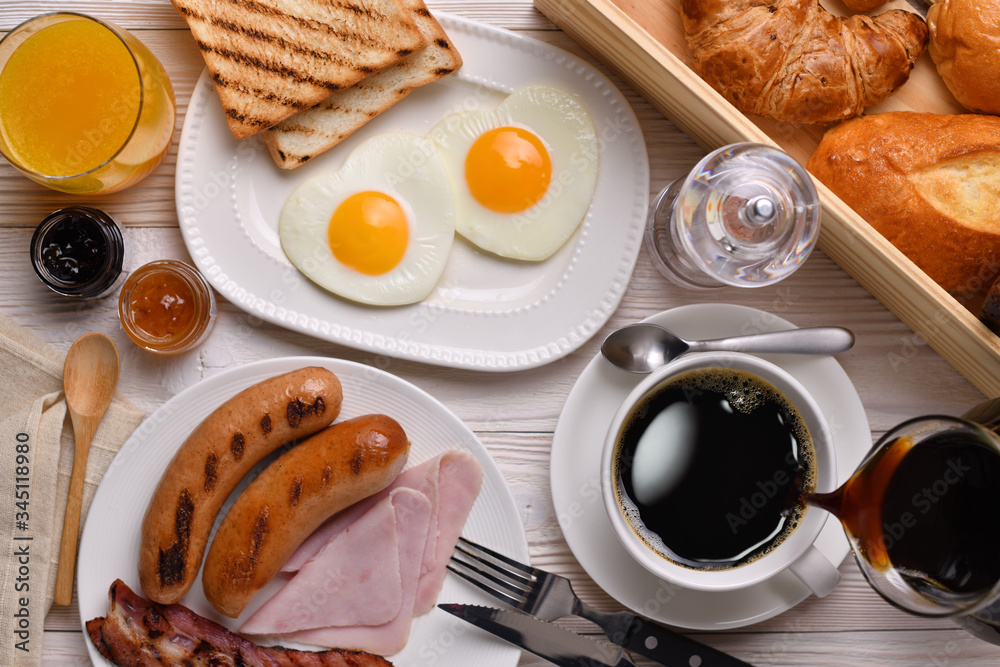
<box><xmin>119</xmin><ymin>260</ymin><xmax>216</xmax><ymax>354</ymax></box>
<box><xmin>0</xmin><ymin>17</ymin><xmax>141</xmax><ymax>177</ymax></box>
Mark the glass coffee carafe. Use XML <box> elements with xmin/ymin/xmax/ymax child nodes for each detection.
<box><xmin>807</xmin><ymin>398</ymin><xmax>1000</xmax><ymax>644</ymax></box>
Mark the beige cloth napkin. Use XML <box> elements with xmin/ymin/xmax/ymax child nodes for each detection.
<box><xmin>0</xmin><ymin>314</ymin><xmax>144</xmax><ymax>667</ymax></box>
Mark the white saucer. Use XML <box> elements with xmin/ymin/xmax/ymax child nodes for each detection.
<box><xmin>550</xmin><ymin>303</ymin><xmax>871</xmax><ymax>630</ymax></box>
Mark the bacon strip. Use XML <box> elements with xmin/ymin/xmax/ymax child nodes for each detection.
<box><xmin>85</xmin><ymin>579</ymin><xmax>394</xmax><ymax>666</ymax></box>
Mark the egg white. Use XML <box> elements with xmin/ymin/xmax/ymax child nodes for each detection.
<box><xmin>280</xmin><ymin>133</ymin><xmax>456</xmax><ymax>306</ymax></box>
<box><xmin>428</xmin><ymin>85</ymin><xmax>599</xmax><ymax>261</ymax></box>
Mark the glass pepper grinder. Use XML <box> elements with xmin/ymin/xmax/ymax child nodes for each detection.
<box><xmin>645</xmin><ymin>143</ymin><xmax>821</xmax><ymax>289</ymax></box>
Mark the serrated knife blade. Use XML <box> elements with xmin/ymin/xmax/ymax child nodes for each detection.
<box><xmin>440</xmin><ymin>603</ymin><xmax>637</xmax><ymax>667</ymax></box>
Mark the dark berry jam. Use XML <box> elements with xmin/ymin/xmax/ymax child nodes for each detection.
<box><xmin>39</xmin><ymin>214</ymin><xmax>108</xmax><ymax>283</ymax></box>
<box><xmin>30</xmin><ymin>207</ymin><xmax>124</xmax><ymax>298</ymax></box>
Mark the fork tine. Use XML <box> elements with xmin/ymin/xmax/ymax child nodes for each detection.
<box><xmin>451</xmin><ymin>547</ymin><xmax>531</xmax><ymax>587</ymax></box>
<box><xmin>445</xmin><ymin>562</ymin><xmax>524</xmax><ymax>608</ymax></box>
<box><xmin>457</xmin><ymin>536</ymin><xmax>536</xmax><ymax>579</ymax></box>
<box><xmin>448</xmin><ymin>536</ymin><xmax>545</xmax><ymax>611</ymax></box>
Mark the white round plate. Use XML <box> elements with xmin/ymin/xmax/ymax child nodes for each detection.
<box><xmin>78</xmin><ymin>357</ymin><xmax>527</xmax><ymax>666</ymax></box>
<box><xmin>550</xmin><ymin>303</ymin><xmax>872</xmax><ymax>630</ymax></box>
<box><xmin>175</xmin><ymin>14</ymin><xmax>649</xmax><ymax>372</ymax></box>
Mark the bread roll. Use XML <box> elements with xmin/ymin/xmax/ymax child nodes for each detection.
<box><xmin>680</xmin><ymin>0</ymin><xmax>928</xmax><ymax>124</ymax></box>
<box><xmin>807</xmin><ymin>112</ymin><xmax>1000</xmax><ymax>293</ymax></box>
<box><xmin>929</xmin><ymin>0</ymin><xmax>1000</xmax><ymax>115</ymax></box>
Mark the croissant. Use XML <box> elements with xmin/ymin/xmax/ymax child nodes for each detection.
<box><xmin>681</xmin><ymin>0</ymin><xmax>928</xmax><ymax>124</ymax></box>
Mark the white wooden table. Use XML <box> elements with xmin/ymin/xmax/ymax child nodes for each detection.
<box><xmin>1</xmin><ymin>0</ymin><xmax>997</xmax><ymax>664</ymax></box>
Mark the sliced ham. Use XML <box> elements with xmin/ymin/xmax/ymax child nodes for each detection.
<box><xmin>240</xmin><ymin>493</ymin><xmax>406</xmax><ymax>635</ymax></box>
<box><xmin>284</xmin><ymin>488</ymin><xmax>432</xmax><ymax>655</ymax></box>
<box><xmin>282</xmin><ymin>455</ymin><xmax>445</xmax><ymax>574</ymax></box>
<box><xmin>250</xmin><ymin>450</ymin><xmax>484</xmax><ymax>655</ymax></box>
<box><xmin>413</xmin><ymin>451</ymin><xmax>483</xmax><ymax>614</ymax></box>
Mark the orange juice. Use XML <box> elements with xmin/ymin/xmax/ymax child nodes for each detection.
<box><xmin>0</xmin><ymin>13</ymin><xmax>174</xmax><ymax>193</ymax></box>
<box><xmin>0</xmin><ymin>18</ymin><xmax>140</xmax><ymax>176</ymax></box>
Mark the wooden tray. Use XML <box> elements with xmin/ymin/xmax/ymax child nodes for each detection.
<box><xmin>534</xmin><ymin>0</ymin><xmax>1000</xmax><ymax>397</ymax></box>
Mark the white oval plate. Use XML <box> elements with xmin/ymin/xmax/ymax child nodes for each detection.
<box><xmin>175</xmin><ymin>14</ymin><xmax>649</xmax><ymax>371</ymax></box>
<box><xmin>550</xmin><ymin>303</ymin><xmax>872</xmax><ymax>630</ymax></box>
<box><xmin>78</xmin><ymin>357</ymin><xmax>528</xmax><ymax>666</ymax></box>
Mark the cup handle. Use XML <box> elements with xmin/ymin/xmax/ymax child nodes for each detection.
<box><xmin>788</xmin><ymin>544</ymin><xmax>841</xmax><ymax>597</ymax></box>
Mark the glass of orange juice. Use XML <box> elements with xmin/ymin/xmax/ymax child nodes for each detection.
<box><xmin>0</xmin><ymin>13</ymin><xmax>175</xmax><ymax>194</ymax></box>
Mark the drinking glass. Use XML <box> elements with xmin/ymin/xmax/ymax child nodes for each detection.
<box><xmin>0</xmin><ymin>12</ymin><xmax>175</xmax><ymax>194</ymax></box>
<box><xmin>645</xmin><ymin>142</ymin><xmax>820</xmax><ymax>289</ymax></box>
<box><xmin>809</xmin><ymin>398</ymin><xmax>1000</xmax><ymax>644</ymax></box>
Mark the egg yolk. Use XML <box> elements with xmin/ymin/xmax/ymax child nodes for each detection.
<box><xmin>464</xmin><ymin>126</ymin><xmax>552</xmax><ymax>214</ymax></box>
<box><xmin>328</xmin><ymin>191</ymin><xmax>409</xmax><ymax>275</ymax></box>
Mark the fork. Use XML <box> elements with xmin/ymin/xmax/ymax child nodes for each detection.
<box><xmin>448</xmin><ymin>537</ymin><xmax>755</xmax><ymax>667</ymax></box>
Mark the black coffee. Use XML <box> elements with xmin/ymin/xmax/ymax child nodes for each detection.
<box><xmin>613</xmin><ymin>368</ymin><xmax>816</xmax><ymax>570</ymax></box>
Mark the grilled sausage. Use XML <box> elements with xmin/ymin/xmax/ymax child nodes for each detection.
<box><xmin>138</xmin><ymin>367</ymin><xmax>343</xmax><ymax>604</ymax></box>
<box><xmin>202</xmin><ymin>414</ymin><xmax>411</xmax><ymax>618</ymax></box>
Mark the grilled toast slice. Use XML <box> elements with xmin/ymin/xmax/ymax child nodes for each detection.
<box><xmin>261</xmin><ymin>0</ymin><xmax>462</xmax><ymax>168</ymax></box>
<box><xmin>173</xmin><ymin>0</ymin><xmax>429</xmax><ymax>139</ymax></box>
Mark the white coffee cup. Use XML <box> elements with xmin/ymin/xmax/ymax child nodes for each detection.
<box><xmin>601</xmin><ymin>351</ymin><xmax>841</xmax><ymax>596</ymax></box>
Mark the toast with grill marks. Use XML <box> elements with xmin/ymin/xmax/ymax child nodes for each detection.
<box><xmin>172</xmin><ymin>0</ymin><xmax>429</xmax><ymax>139</ymax></box>
<box><xmin>262</xmin><ymin>0</ymin><xmax>462</xmax><ymax>168</ymax></box>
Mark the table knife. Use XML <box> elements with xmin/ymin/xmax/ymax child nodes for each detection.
<box><xmin>595</xmin><ymin>608</ymin><xmax>756</xmax><ymax>666</ymax></box>
<box><xmin>441</xmin><ymin>601</ymin><xmax>757</xmax><ymax>667</ymax></box>
<box><xmin>440</xmin><ymin>603</ymin><xmax>637</xmax><ymax>667</ymax></box>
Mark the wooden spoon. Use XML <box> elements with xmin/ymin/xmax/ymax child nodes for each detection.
<box><xmin>54</xmin><ymin>333</ymin><xmax>120</xmax><ymax>606</ymax></box>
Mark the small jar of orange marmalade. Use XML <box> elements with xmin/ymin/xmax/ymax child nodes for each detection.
<box><xmin>118</xmin><ymin>260</ymin><xmax>216</xmax><ymax>354</ymax></box>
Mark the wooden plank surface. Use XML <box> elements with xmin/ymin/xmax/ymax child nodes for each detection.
<box><xmin>0</xmin><ymin>0</ymin><xmax>995</xmax><ymax>665</ymax></box>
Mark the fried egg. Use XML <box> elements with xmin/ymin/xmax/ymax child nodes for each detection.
<box><xmin>280</xmin><ymin>132</ymin><xmax>455</xmax><ymax>306</ymax></box>
<box><xmin>428</xmin><ymin>85</ymin><xmax>599</xmax><ymax>261</ymax></box>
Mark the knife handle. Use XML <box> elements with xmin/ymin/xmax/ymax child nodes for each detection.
<box><xmin>619</xmin><ymin>614</ymin><xmax>755</xmax><ymax>667</ymax></box>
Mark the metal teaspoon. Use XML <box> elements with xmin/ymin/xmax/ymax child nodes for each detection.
<box><xmin>601</xmin><ymin>322</ymin><xmax>855</xmax><ymax>373</ymax></box>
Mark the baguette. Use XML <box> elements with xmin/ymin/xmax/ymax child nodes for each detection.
<box><xmin>171</xmin><ymin>0</ymin><xmax>429</xmax><ymax>140</ymax></box>
<box><xmin>262</xmin><ymin>0</ymin><xmax>462</xmax><ymax>169</ymax></box>
<box><xmin>807</xmin><ymin>112</ymin><xmax>1000</xmax><ymax>293</ymax></box>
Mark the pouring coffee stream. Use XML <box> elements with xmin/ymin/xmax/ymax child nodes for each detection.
<box><xmin>798</xmin><ymin>402</ymin><xmax>1000</xmax><ymax>643</ymax></box>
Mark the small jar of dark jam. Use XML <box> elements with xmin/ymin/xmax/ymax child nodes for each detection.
<box><xmin>30</xmin><ymin>206</ymin><xmax>125</xmax><ymax>298</ymax></box>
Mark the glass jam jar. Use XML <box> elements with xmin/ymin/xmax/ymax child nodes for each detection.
<box><xmin>30</xmin><ymin>206</ymin><xmax>126</xmax><ymax>298</ymax></box>
<box><xmin>118</xmin><ymin>260</ymin><xmax>217</xmax><ymax>354</ymax></box>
